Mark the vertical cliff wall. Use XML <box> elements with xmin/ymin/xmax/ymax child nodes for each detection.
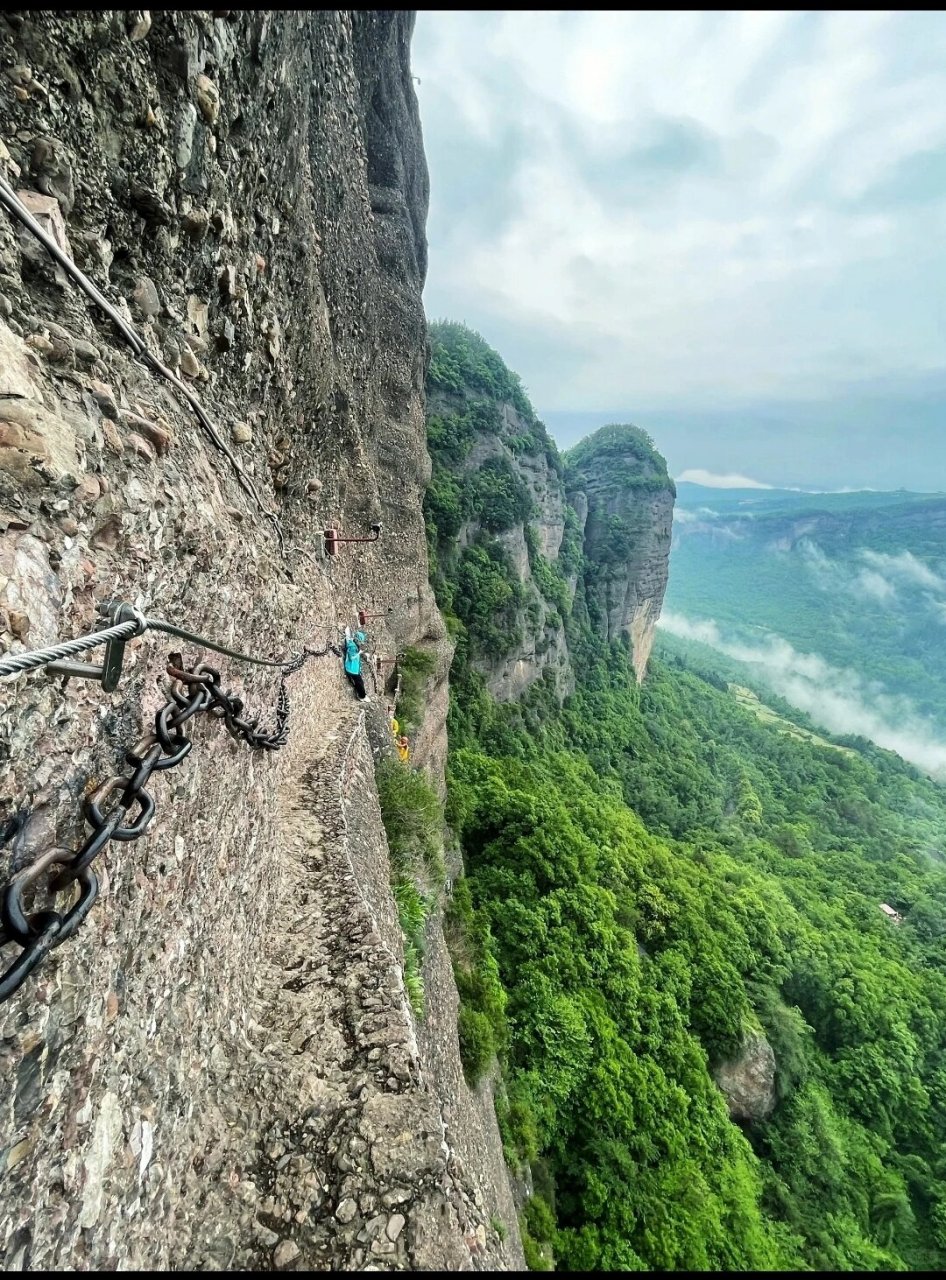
<box><xmin>0</xmin><ymin>10</ymin><xmax>521</xmax><ymax>1271</ymax></box>
<box><xmin>424</xmin><ymin>328</ymin><xmax>674</xmax><ymax>696</ymax></box>
<box><xmin>566</xmin><ymin>424</ymin><xmax>675</xmax><ymax>681</ymax></box>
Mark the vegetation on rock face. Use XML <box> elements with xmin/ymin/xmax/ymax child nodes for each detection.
<box><xmin>428</xmin><ymin>319</ymin><xmax>536</xmax><ymax>421</ymax></box>
<box><xmin>468</xmin><ymin>456</ymin><xmax>534</xmax><ymax>533</ymax></box>
<box><xmin>566</xmin><ymin>422</ymin><xmax>676</xmax><ymax>497</ymax></box>
<box><xmin>426</xmin><ymin>327</ymin><xmax>946</xmax><ymax>1272</ymax></box>
<box><xmin>376</xmin><ymin>756</ymin><xmax>445</xmax><ymax>1017</ymax></box>
<box><xmin>394</xmin><ymin>644</ymin><xmax>437</xmax><ymax>737</ymax></box>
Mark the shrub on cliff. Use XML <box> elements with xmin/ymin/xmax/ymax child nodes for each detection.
<box><xmin>429</xmin><ymin>320</ymin><xmax>535</xmax><ymax>422</ymax></box>
<box><xmin>376</xmin><ymin>757</ymin><xmax>445</xmax><ymax>1018</ymax></box>
<box><xmin>467</xmin><ymin>456</ymin><xmax>533</xmax><ymax>533</ymax></box>
<box><xmin>376</xmin><ymin>756</ymin><xmax>442</xmax><ymax>876</ymax></box>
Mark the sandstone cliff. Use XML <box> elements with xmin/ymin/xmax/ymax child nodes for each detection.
<box><xmin>566</xmin><ymin>423</ymin><xmax>675</xmax><ymax>682</ymax></box>
<box><xmin>0</xmin><ymin>10</ymin><xmax>521</xmax><ymax>1271</ymax></box>
<box><xmin>425</xmin><ymin>328</ymin><xmax>675</xmax><ymax>698</ymax></box>
<box><xmin>425</xmin><ymin>324</ymin><xmax>573</xmax><ymax>702</ymax></box>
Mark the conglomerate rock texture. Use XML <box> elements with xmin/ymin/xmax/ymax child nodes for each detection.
<box><xmin>0</xmin><ymin>9</ymin><xmax>521</xmax><ymax>1270</ymax></box>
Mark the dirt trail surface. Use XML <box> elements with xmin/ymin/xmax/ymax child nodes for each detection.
<box><xmin>1</xmin><ymin>667</ymin><xmax>523</xmax><ymax>1271</ymax></box>
<box><xmin>233</xmin><ymin>697</ymin><xmax>524</xmax><ymax>1270</ymax></box>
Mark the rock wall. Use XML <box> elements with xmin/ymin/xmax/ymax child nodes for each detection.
<box><xmin>713</xmin><ymin>1030</ymin><xmax>777</xmax><ymax>1123</ymax></box>
<box><xmin>0</xmin><ymin>9</ymin><xmax>520</xmax><ymax>1271</ymax></box>
<box><xmin>427</xmin><ymin>388</ymin><xmax>571</xmax><ymax>702</ymax></box>
<box><xmin>567</xmin><ymin>426</ymin><xmax>675</xmax><ymax>682</ymax></box>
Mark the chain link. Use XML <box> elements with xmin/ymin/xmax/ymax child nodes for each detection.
<box><xmin>0</xmin><ymin>645</ymin><xmax>330</xmax><ymax>1004</ymax></box>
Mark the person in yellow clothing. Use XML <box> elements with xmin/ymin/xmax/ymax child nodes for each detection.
<box><xmin>397</xmin><ymin>734</ymin><xmax>410</xmax><ymax>763</ymax></box>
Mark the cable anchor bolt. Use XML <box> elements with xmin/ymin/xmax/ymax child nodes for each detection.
<box><xmin>357</xmin><ymin>606</ymin><xmax>393</xmax><ymax>626</ymax></box>
<box><xmin>323</xmin><ymin>522</ymin><xmax>382</xmax><ymax>557</ymax></box>
<box><xmin>47</xmin><ymin>602</ymin><xmax>146</xmax><ymax>692</ymax></box>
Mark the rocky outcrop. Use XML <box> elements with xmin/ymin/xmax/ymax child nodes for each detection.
<box><xmin>0</xmin><ymin>10</ymin><xmax>520</xmax><ymax>1271</ymax></box>
<box><xmin>566</xmin><ymin>424</ymin><xmax>675</xmax><ymax>682</ymax></box>
<box><xmin>426</xmin><ymin>350</ymin><xmax>675</xmax><ymax>698</ymax></box>
<box><xmin>427</xmin><ymin>385</ymin><xmax>572</xmax><ymax>703</ymax></box>
<box><xmin>713</xmin><ymin>1031</ymin><xmax>777</xmax><ymax>1122</ymax></box>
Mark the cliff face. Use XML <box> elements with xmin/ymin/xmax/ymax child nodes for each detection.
<box><xmin>566</xmin><ymin>424</ymin><xmax>675</xmax><ymax>682</ymax></box>
<box><xmin>425</xmin><ymin>335</ymin><xmax>675</xmax><ymax>695</ymax></box>
<box><xmin>425</xmin><ymin>336</ymin><xmax>573</xmax><ymax>702</ymax></box>
<box><xmin>0</xmin><ymin>11</ymin><xmax>521</xmax><ymax>1272</ymax></box>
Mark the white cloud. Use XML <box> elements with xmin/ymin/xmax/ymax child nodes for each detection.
<box><xmin>414</xmin><ymin>11</ymin><xmax>946</xmax><ymax>419</ymax></box>
<box><xmin>658</xmin><ymin>611</ymin><xmax>946</xmax><ymax>777</ymax></box>
<box><xmin>860</xmin><ymin>548</ymin><xmax>945</xmax><ymax>591</ymax></box>
<box><xmin>854</xmin><ymin>568</ymin><xmax>897</xmax><ymax>603</ymax></box>
<box><xmin>676</xmin><ymin>468</ymin><xmax>773</xmax><ymax>489</ymax></box>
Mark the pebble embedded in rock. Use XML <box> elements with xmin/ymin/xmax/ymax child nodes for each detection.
<box><xmin>231</xmin><ymin>422</ymin><xmax>252</xmax><ymax>444</ymax></box>
<box><xmin>90</xmin><ymin>379</ymin><xmax>121</xmax><ymax>418</ymax></box>
<box><xmin>101</xmin><ymin>418</ymin><xmax>124</xmax><ymax>454</ymax></box>
<box><xmin>128</xmin><ymin>10</ymin><xmax>152</xmax><ymax>41</ymax></box>
<box><xmin>182</xmin><ymin>206</ymin><xmax>209</xmax><ymax>239</ymax></box>
<box><xmin>335</xmin><ymin>1197</ymin><xmax>357</xmax><ymax>1224</ymax></box>
<box><xmin>126</xmin><ymin>432</ymin><xmax>156</xmax><ymax>462</ymax></box>
<box><xmin>132</xmin><ymin>276</ymin><xmax>161</xmax><ymax>319</ymax></box>
<box><xmin>30</xmin><ymin>136</ymin><xmax>76</xmax><ymax>216</ymax></box>
<box><xmin>73</xmin><ymin>338</ymin><xmax>99</xmax><ymax>364</ymax></box>
<box><xmin>216</xmin><ymin>318</ymin><xmax>235</xmax><ymax>351</ymax></box>
<box><xmin>385</xmin><ymin>1214</ymin><xmax>405</xmax><ymax>1242</ymax></box>
<box><xmin>195</xmin><ymin>74</ymin><xmax>220</xmax><ymax>126</ymax></box>
<box><xmin>180</xmin><ymin>348</ymin><xmax>200</xmax><ymax>378</ymax></box>
<box><xmin>5</xmin><ymin>65</ymin><xmax>32</xmax><ymax>88</ymax></box>
<box><xmin>122</xmin><ymin>410</ymin><xmax>172</xmax><ymax>455</ymax></box>
<box><xmin>75</xmin><ymin>474</ymin><xmax>102</xmax><ymax>505</ymax></box>
<box><xmin>219</xmin><ymin>264</ymin><xmax>244</xmax><ymax>300</ymax></box>
<box><xmin>26</xmin><ymin>333</ymin><xmax>54</xmax><ymax>357</ymax></box>
<box><xmin>272</xmin><ymin>1239</ymin><xmax>300</xmax><ymax>1269</ymax></box>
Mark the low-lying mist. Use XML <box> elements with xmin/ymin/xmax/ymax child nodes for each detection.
<box><xmin>659</xmin><ymin>610</ymin><xmax>946</xmax><ymax>780</ymax></box>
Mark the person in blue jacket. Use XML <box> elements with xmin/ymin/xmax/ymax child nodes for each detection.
<box><xmin>342</xmin><ymin>627</ymin><xmax>368</xmax><ymax>699</ymax></box>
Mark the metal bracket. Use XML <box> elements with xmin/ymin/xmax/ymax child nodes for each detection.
<box><xmin>324</xmin><ymin>522</ymin><xmax>383</xmax><ymax>556</ymax></box>
<box><xmin>47</xmin><ymin>602</ymin><xmax>146</xmax><ymax>692</ymax></box>
<box><xmin>358</xmin><ymin>607</ymin><xmax>393</xmax><ymax>627</ymax></box>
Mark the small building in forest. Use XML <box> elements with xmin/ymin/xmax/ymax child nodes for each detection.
<box><xmin>879</xmin><ymin>902</ymin><xmax>904</xmax><ymax>925</ymax></box>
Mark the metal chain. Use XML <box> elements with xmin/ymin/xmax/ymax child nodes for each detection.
<box><xmin>0</xmin><ymin>646</ymin><xmax>330</xmax><ymax>1003</ymax></box>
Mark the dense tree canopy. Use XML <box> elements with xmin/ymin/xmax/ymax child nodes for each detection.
<box><xmin>425</xmin><ymin>324</ymin><xmax>946</xmax><ymax>1272</ymax></box>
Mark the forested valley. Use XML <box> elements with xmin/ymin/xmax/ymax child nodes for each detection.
<box><xmin>423</xmin><ymin>322</ymin><xmax>946</xmax><ymax>1272</ymax></box>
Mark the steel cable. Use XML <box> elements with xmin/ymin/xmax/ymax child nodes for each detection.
<box><xmin>0</xmin><ymin>619</ymin><xmax>141</xmax><ymax>679</ymax></box>
<box><xmin>0</xmin><ymin>173</ymin><xmax>285</xmax><ymax>553</ymax></box>
<box><xmin>0</xmin><ymin>607</ymin><xmax>339</xmax><ymax>681</ymax></box>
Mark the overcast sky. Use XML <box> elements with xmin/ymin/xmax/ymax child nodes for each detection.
<box><xmin>412</xmin><ymin>10</ymin><xmax>946</xmax><ymax>490</ymax></box>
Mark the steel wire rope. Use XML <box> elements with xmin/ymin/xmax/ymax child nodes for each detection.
<box><xmin>0</xmin><ymin>618</ymin><xmax>141</xmax><ymax>679</ymax></box>
<box><xmin>0</xmin><ymin>173</ymin><xmax>285</xmax><ymax>554</ymax></box>
<box><xmin>0</xmin><ymin>607</ymin><xmax>340</xmax><ymax>681</ymax></box>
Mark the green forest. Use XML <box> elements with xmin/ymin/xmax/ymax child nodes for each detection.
<box><xmin>667</xmin><ymin>484</ymin><xmax>946</xmax><ymax>724</ymax></box>
<box><xmin>420</xmin><ymin>322</ymin><xmax>946</xmax><ymax>1272</ymax></box>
